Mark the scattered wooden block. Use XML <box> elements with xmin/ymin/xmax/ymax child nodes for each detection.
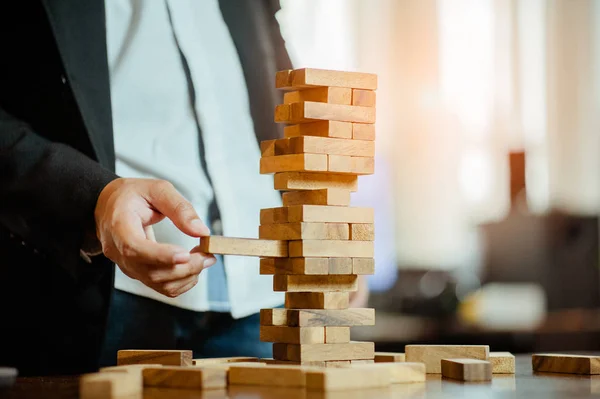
<box><xmin>352</xmin><ymin>89</ymin><xmax>376</xmax><ymax>107</ymax></box>
<box><xmin>80</xmin><ymin>372</ymin><xmax>141</xmax><ymax>399</ymax></box>
<box><xmin>260</xmin><ymin>326</ymin><xmax>325</xmax><ymax>344</ymax></box>
<box><xmin>260</xmin><ymin>139</ymin><xmax>290</xmax><ymax>157</ymax></box>
<box><xmin>117</xmin><ymin>350</ymin><xmax>192</xmax><ymax>366</ymax></box>
<box><xmin>374</xmin><ymin>352</ymin><xmax>406</xmax><ymax>363</ymax></box>
<box><xmin>441</xmin><ymin>359</ymin><xmax>492</xmax><ymax>382</ymax></box>
<box><xmin>325</xmin><ymin>327</ymin><xmax>350</xmax><ymax>343</ymax></box>
<box><xmin>328</xmin><ymin>258</ymin><xmax>353</xmax><ymax>274</ymax></box>
<box><xmin>288</xmin><ymin>240</ymin><xmax>374</xmax><ymax>258</ymax></box>
<box><xmin>198</xmin><ymin>236</ymin><xmax>288</xmax><ymax>258</ymax></box>
<box><xmin>260</xmin><ymin>154</ymin><xmax>328</xmax><ymax>174</ymax></box>
<box><xmin>532</xmin><ymin>354</ymin><xmax>600</xmax><ymax>375</ymax></box>
<box><xmin>259</xmin><ymin>222</ymin><xmax>349</xmax><ymax>240</ymax></box>
<box><xmin>287</xmin><ymin>205</ymin><xmax>374</xmax><ymax>224</ymax></box>
<box><xmin>489</xmin><ymin>352</ymin><xmax>515</xmax><ymax>374</ymax></box>
<box><xmin>285</xmin><ymin>292</ymin><xmax>350</xmax><ymax>309</ymax></box>
<box><xmin>142</xmin><ymin>366</ymin><xmax>227</xmax><ymax>390</ymax></box>
<box><xmin>276</xmin><ymin>68</ymin><xmax>378</xmax><ymax>91</ymax></box>
<box><xmin>260</xmin><ymin>359</ymin><xmax>351</xmax><ymax>368</ymax></box>
<box><xmin>274</xmin><ymin>172</ymin><xmax>358</xmax><ymax>192</ymax></box>
<box><xmin>260</xmin><ymin>308</ymin><xmax>375</xmax><ymax>327</ymax></box>
<box><xmin>353</xmin><ymin>258</ymin><xmax>375</xmax><ymax>274</ymax></box>
<box><xmin>353</xmin><ymin>123</ymin><xmax>376</xmax><ymax>141</ymax></box>
<box><xmin>192</xmin><ymin>357</ymin><xmax>259</xmax><ymax>366</ymax></box>
<box><xmin>305</xmin><ymin>366</ymin><xmax>388</xmax><ymax>391</ymax></box>
<box><xmin>282</xmin><ymin>188</ymin><xmax>351</xmax><ymax>207</ymax></box>
<box><xmin>260</xmin><ymin>258</ymin><xmax>329</xmax><ymax>275</ymax></box>
<box><xmin>229</xmin><ymin>364</ymin><xmax>307</xmax><ymax>387</ymax></box>
<box><xmin>274</xmin><ymin>274</ymin><xmax>358</xmax><ymax>292</ymax></box>
<box><xmin>405</xmin><ymin>345</ymin><xmax>490</xmax><ymax>374</ymax></box>
<box><xmin>284</xmin><ymin>121</ymin><xmax>353</xmax><ymax>139</ymax></box>
<box><xmin>288</xmin><ymin>136</ymin><xmax>375</xmax><ymax>157</ymax></box>
<box><xmin>284</xmin><ymin>87</ymin><xmax>352</xmax><ymax>105</ymax></box>
<box><xmin>274</xmin><ymin>342</ymin><xmax>374</xmax><ymax>362</ymax></box>
<box><xmin>275</xmin><ymin>102</ymin><xmax>375</xmax><ymax>124</ymax></box>
<box><xmin>352</xmin><ymin>363</ymin><xmax>425</xmax><ymax>383</ymax></box>
<box><xmin>100</xmin><ymin>364</ymin><xmax>162</xmax><ymax>374</ymax></box>
<box><xmin>350</xmin><ymin>224</ymin><xmax>375</xmax><ymax>240</ymax></box>
<box><xmin>328</xmin><ymin>155</ymin><xmax>375</xmax><ymax>175</ymax></box>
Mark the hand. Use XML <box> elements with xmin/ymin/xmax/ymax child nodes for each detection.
<box><xmin>349</xmin><ymin>275</ymin><xmax>370</xmax><ymax>308</ymax></box>
<box><xmin>95</xmin><ymin>178</ymin><xmax>216</xmax><ymax>297</ymax></box>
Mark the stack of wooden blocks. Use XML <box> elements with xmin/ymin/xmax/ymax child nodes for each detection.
<box><xmin>258</xmin><ymin>68</ymin><xmax>377</xmax><ymax>367</ymax></box>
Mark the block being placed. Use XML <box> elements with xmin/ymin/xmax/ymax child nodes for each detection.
<box><xmin>441</xmin><ymin>359</ymin><xmax>492</xmax><ymax>382</ymax></box>
<box><xmin>80</xmin><ymin>372</ymin><xmax>141</xmax><ymax>399</ymax></box>
<box><xmin>489</xmin><ymin>352</ymin><xmax>515</xmax><ymax>374</ymax></box>
<box><xmin>286</xmin><ymin>205</ymin><xmax>374</xmax><ymax>224</ymax></box>
<box><xmin>260</xmin><ymin>154</ymin><xmax>328</xmax><ymax>174</ymax></box>
<box><xmin>260</xmin><ymin>258</ymin><xmax>329</xmax><ymax>275</ymax></box>
<box><xmin>273</xmin><ymin>274</ymin><xmax>358</xmax><ymax>292</ymax></box>
<box><xmin>405</xmin><ymin>345</ymin><xmax>490</xmax><ymax>374</ymax></box>
<box><xmin>305</xmin><ymin>366</ymin><xmax>389</xmax><ymax>391</ymax></box>
<box><xmin>349</xmin><ymin>224</ymin><xmax>375</xmax><ymax>240</ymax></box>
<box><xmin>352</xmin><ymin>89</ymin><xmax>376</xmax><ymax>107</ymax></box>
<box><xmin>284</xmin><ymin>121</ymin><xmax>353</xmax><ymax>140</ymax></box>
<box><xmin>192</xmin><ymin>357</ymin><xmax>259</xmax><ymax>366</ymax></box>
<box><xmin>198</xmin><ymin>236</ymin><xmax>288</xmax><ymax>258</ymax></box>
<box><xmin>285</xmin><ymin>292</ymin><xmax>350</xmax><ymax>309</ymax></box>
<box><xmin>288</xmin><ymin>136</ymin><xmax>375</xmax><ymax>157</ymax></box>
<box><xmin>260</xmin><ymin>308</ymin><xmax>375</xmax><ymax>327</ymax></box>
<box><xmin>260</xmin><ymin>326</ymin><xmax>325</xmax><ymax>344</ymax></box>
<box><xmin>117</xmin><ymin>350</ymin><xmax>192</xmax><ymax>366</ymax></box>
<box><xmin>374</xmin><ymin>352</ymin><xmax>406</xmax><ymax>363</ymax></box>
<box><xmin>229</xmin><ymin>364</ymin><xmax>307</xmax><ymax>387</ymax></box>
<box><xmin>284</xmin><ymin>87</ymin><xmax>352</xmax><ymax>105</ymax></box>
<box><xmin>352</xmin><ymin>123</ymin><xmax>376</xmax><ymax>141</ymax></box>
<box><xmin>274</xmin><ymin>172</ymin><xmax>358</xmax><ymax>192</ymax></box>
<box><xmin>532</xmin><ymin>354</ymin><xmax>600</xmax><ymax>375</ymax></box>
<box><xmin>274</xmin><ymin>342</ymin><xmax>374</xmax><ymax>362</ymax></box>
<box><xmin>142</xmin><ymin>366</ymin><xmax>227</xmax><ymax>390</ymax></box>
<box><xmin>259</xmin><ymin>222</ymin><xmax>350</xmax><ymax>240</ymax></box>
<box><xmin>276</xmin><ymin>68</ymin><xmax>377</xmax><ymax>91</ymax></box>
<box><xmin>324</xmin><ymin>327</ymin><xmax>350</xmax><ymax>343</ymax></box>
<box><xmin>288</xmin><ymin>240</ymin><xmax>374</xmax><ymax>258</ymax></box>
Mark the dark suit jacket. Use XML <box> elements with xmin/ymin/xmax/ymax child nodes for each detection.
<box><xmin>0</xmin><ymin>0</ymin><xmax>290</xmax><ymax>376</ymax></box>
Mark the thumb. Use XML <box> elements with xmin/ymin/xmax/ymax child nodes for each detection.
<box><xmin>148</xmin><ymin>181</ymin><xmax>210</xmax><ymax>237</ymax></box>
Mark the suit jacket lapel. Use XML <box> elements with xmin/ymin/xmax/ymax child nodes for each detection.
<box><xmin>41</xmin><ymin>0</ymin><xmax>115</xmax><ymax>171</ymax></box>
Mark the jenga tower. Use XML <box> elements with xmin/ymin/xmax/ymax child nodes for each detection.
<box><xmin>258</xmin><ymin>68</ymin><xmax>377</xmax><ymax>366</ymax></box>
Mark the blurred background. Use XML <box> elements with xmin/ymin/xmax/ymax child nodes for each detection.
<box><xmin>277</xmin><ymin>0</ymin><xmax>600</xmax><ymax>353</ymax></box>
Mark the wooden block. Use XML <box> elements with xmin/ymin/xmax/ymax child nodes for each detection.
<box><xmin>352</xmin><ymin>123</ymin><xmax>376</xmax><ymax>141</ymax></box>
<box><xmin>117</xmin><ymin>350</ymin><xmax>192</xmax><ymax>366</ymax></box>
<box><xmin>273</xmin><ymin>274</ymin><xmax>358</xmax><ymax>292</ymax></box>
<box><xmin>80</xmin><ymin>373</ymin><xmax>141</xmax><ymax>399</ymax></box>
<box><xmin>259</xmin><ymin>222</ymin><xmax>349</xmax><ymax>240</ymax></box>
<box><xmin>100</xmin><ymin>364</ymin><xmax>162</xmax><ymax>374</ymax></box>
<box><xmin>328</xmin><ymin>258</ymin><xmax>352</xmax><ymax>274</ymax></box>
<box><xmin>351</xmin><ymin>360</ymin><xmax>375</xmax><ymax>365</ymax></box>
<box><xmin>276</xmin><ymin>68</ymin><xmax>378</xmax><ymax>91</ymax></box>
<box><xmin>352</xmin><ymin>89</ymin><xmax>376</xmax><ymax>107</ymax></box>
<box><xmin>260</xmin><ymin>326</ymin><xmax>325</xmax><ymax>344</ymax></box>
<box><xmin>284</xmin><ymin>87</ymin><xmax>352</xmax><ymax>105</ymax></box>
<box><xmin>198</xmin><ymin>236</ymin><xmax>288</xmax><ymax>258</ymax></box>
<box><xmin>260</xmin><ymin>258</ymin><xmax>329</xmax><ymax>275</ymax></box>
<box><xmin>284</xmin><ymin>121</ymin><xmax>352</xmax><ymax>139</ymax></box>
<box><xmin>142</xmin><ymin>366</ymin><xmax>227</xmax><ymax>390</ymax></box>
<box><xmin>489</xmin><ymin>352</ymin><xmax>515</xmax><ymax>374</ymax></box>
<box><xmin>532</xmin><ymin>354</ymin><xmax>600</xmax><ymax>375</ymax></box>
<box><xmin>305</xmin><ymin>366</ymin><xmax>388</xmax><ymax>391</ymax></box>
<box><xmin>261</xmin><ymin>139</ymin><xmax>290</xmax><ymax>157</ymax></box>
<box><xmin>441</xmin><ymin>359</ymin><xmax>492</xmax><ymax>382</ymax></box>
<box><xmin>275</xmin><ymin>172</ymin><xmax>358</xmax><ymax>192</ymax></box>
<box><xmin>275</xmin><ymin>342</ymin><xmax>374</xmax><ymax>362</ymax></box>
<box><xmin>260</xmin><ymin>359</ymin><xmax>350</xmax><ymax>368</ymax></box>
<box><xmin>260</xmin><ymin>308</ymin><xmax>375</xmax><ymax>327</ymax></box>
<box><xmin>374</xmin><ymin>352</ymin><xmax>405</xmax><ymax>363</ymax></box>
<box><xmin>192</xmin><ymin>357</ymin><xmax>259</xmax><ymax>366</ymax></box>
<box><xmin>324</xmin><ymin>327</ymin><xmax>350</xmax><ymax>343</ymax></box>
<box><xmin>288</xmin><ymin>136</ymin><xmax>375</xmax><ymax>157</ymax></box>
<box><xmin>350</xmin><ymin>224</ymin><xmax>375</xmax><ymax>241</ymax></box>
<box><xmin>260</xmin><ymin>154</ymin><xmax>328</xmax><ymax>174</ymax></box>
<box><xmin>405</xmin><ymin>345</ymin><xmax>489</xmax><ymax>374</ymax></box>
<box><xmin>353</xmin><ymin>258</ymin><xmax>375</xmax><ymax>275</ymax></box>
<box><xmin>350</xmin><ymin>362</ymin><xmax>425</xmax><ymax>383</ymax></box>
<box><xmin>289</xmin><ymin>240</ymin><xmax>374</xmax><ymax>258</ymax></box>
<box><xmin>260</xmin><ymin>207</ymin><xmax>289</xmax><ymax>225</ymax></box>
<box><xmin>328</xmin><ymin>155</ymin><xmax>374</xmax><ymax>175</ymax></box>
<box><xmin>275</xmin><ymin>102</ymin><xmax>375</xmax><ymax>124</ymax></box>
<box><xmin>282</xmin><ymin>189</ymin><xmax>351</xmax><ymax>207</ymax></box>
<box><xmin>229</xmin><ymin>365</ymin><xmax>307</xmax><ymax>387</ymax></box>
<box><xmin>286</xmin><ymin>205</ymin><xmax>374</xmax><ymax>224</ymax></box>
<box><xmin>285</xmin><ymin>292</ymin><xmax>349</xmax><ymax>309</ymax></box>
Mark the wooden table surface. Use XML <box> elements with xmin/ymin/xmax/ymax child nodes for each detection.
<box><xmin>4</xmin><ymin>355</ymin><xmax>600</xmax><ymax>398</ymax></box>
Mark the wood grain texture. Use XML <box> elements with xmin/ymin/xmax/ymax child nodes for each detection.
<box><xmin>288</xmin><ymin>136</ymin><xmax>375</xmax><ymax>157</ymax></box>
<box><xmin>350</xmin><ymin>224</ymin><xmax>375</xmax><ymax>240</ymax></box>
<box><xmin>284</xmin><ymin>121</ymin><xmax>353</xmax><ymax>139</ymax></box>
<box><xmin>282</xmin><ymin>188</ymin><xmax>352</xmax><ymax>207</ymax></box>
<box><xmin>273</xmin><ymin>274</ymin><xmax>358</xmax><ymax>292</ymax></box>
<box><xmin>324</xmin><ymin>327</ymin><xmax>350</xmax><ymax>343</ymax></box>
<box><xmin>350</xmin><ymin>362</ymin><xmax>425</xmax><ymax>383</ymax></box>
<box><xmin>288</xmin><ymin>240</ymin><xmax>374</xmax><ymax>258</ymax></box>
<box><xmin>198</xmin><ymin>236</ymin><xmax>288</xmax><ymax>258</ymax></box>
<box><xmin>284</xmin><ymin>87</ymin><xmax>352</xmax><ymax>105</ymax></box>
<box><xmin>260</xmin><ymin>308</ymin><xmax>374</xmax><ymax>327</ymax></box>
<box><xmin>274</xmin><ymin>342</ymin><xmax>374</xmax><ymax>362</ymax></box>
<box><xmin>192</xmin><ymin>357</ymin><xmax>259</xmax><ymax>366</ymax></box>
<box><xmin>260</xmin><ymin>139</ymin><xmax>290</xmax><ymax>157</ymax></box>
<box><xmin>305</xmin><ymin>366</ymin><xmax>389</xmax><ymax>391</ymax></box>
<box><xmin>286</xmin><ymin>205</ymin><xmax>374</xmax><ymax>224</ymax></box>
<box><xmin>117</xmin><ymin>350</ymin><xmax>192</xmax><ymax>366</ymax></box>
<box><xmin>352</xmin><ymin>123</ymin><xmax>376</xmax><ymax>141</ymax></box>
<box><xmin>327</xmin><ymin>155</ymin><xmax>374</xmax><ymax>175</ymax></box>
<box><xmin>285</xmin><ymin>292</ymin><xmax>350</xmax><ymax>309</ymax></box>
<box><xmin>374</xmin><ymin>352</ymin><xmax>406</xmax><ymax>363</ymax></box>
<box><xmin>260</xmin><ymin>207</ymin><xmax>289</xmax><ymax>225</ymax></box>
<box><xmin>260</xmin><ymin>154</ymin><xmax>328</xmax><ymax>174</ymax></box>
<box><xmin>80</xmin><ymin>372</ymin><xmax>141</xmax><ymax>399</ymax></box>
<box><xmin>328</xmin><ymin>258</ymin><xmax>353</xmax><ymax>274</ymax></box>
<box><xmin>274</xmin><ymin>172</ymin><xmax>358</xmax><ymax>192</ymax></box>
<box><xmin>532</xmin><ymin>354</ymin><xmax>600</xmax><ymax>375</ymax></box>
<box><xmin>260</xmin><ymin>359</ymin><xmax>351</xmax><ymax>368</ymax></box>
<box><xmin>441</xmin><ymin>359</ymin><xmax>492</xmax><ymax>382</ymax></box>
<box><xmin>353</xmin><ymin>258</ymin><xmax>375</xmax><ymax>275</ymax></box>
<box><xmin>276</xmin><ymin>68</ymin><xmax>377</xmax><ymax>91</ymax></box>
<box><xmin>405</xmin><ymin>345</ymin><xmax>489</xmax><ymax>374</ymax></box>
<box><xmin>260</xmin><ymin>258</ymin><xmax>329</xmax><ymax>275</ymax></box>
<box><xmin>490</xmin><ymin>352</ymin><xmax>515</xmax><ymax>374</ymax></box>
<box><xmin>260</xmin><ymin>326</ymin><xmax>325</xmax><ymax>344</ymax></box>
<box><xmin>275</xmin><ymin>102</ymin><xmax>375</xmax><ymax>124</ymax></box>
<box><xmin>259</xmin><ymin>222</ymin><xmax>349</xmax><ymax>240</ymax></box>
<box><xmin>142</xmin><ymin>366</ymin><xmax>227</xmax><ymax>389</ymax></box>
<box><xmin>352</xmin><ymin>89</ymin><xmax>376</xmax><ymax>107</ymax></box>
<box><xmin>229</xmin><ymin>365</ymin><xmax>307</xmax><ymax>387</ymax></box>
